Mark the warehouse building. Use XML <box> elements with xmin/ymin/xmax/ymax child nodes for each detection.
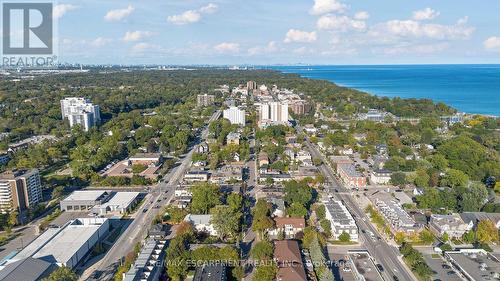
<box><xmin>3</xmin><ymin>218</ymin><xmax>109</xmax><ymax>269</ymax></box>
<box><xmin>91</xmin><ymin>192</ymin><xmax>140</xmax><ymax>215</ymax></box>
<box><xmin>60</xmin><ymin>190</ymin><xmax>110</xmax><ymax>212</ymax></box>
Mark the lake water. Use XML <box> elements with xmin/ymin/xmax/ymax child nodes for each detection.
<box><xmin>269</xmin><ymin>65</ymin><xmax>500</xmax><ymax>116</ymax></box>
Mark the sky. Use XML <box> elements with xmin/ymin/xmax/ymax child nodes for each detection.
<box><xmin>50</xmin><ymin>0</ymin><xmax>500</xmax><ymax>65</ymax></box>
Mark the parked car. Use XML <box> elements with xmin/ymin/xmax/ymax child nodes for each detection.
<box><xmin>376</xmin><ymin>264</ymin><xmax>384</xmax><ymax>272</ymax></box>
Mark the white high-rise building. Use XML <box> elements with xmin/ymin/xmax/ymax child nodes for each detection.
<box><xmin>223</xmin><ymin>106</ymin><xmax>246</xmax><ymax>126</ymax></box>
<box><xmin>259</xmin><ymin>102</ymin><xmax>289</xmax><ymax>126</ymax></box>
<box><xmin>60</xmin><ymin>98</ymin><xmax>100</xmax><ymax>131</ymax></box>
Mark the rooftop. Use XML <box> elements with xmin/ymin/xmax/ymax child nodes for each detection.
<box><xmin>193</xmin><ymin>264</ymin><xmax>226</xmax><ymax>281</ymax></box>
<box><xmin>96</xmin><ymin>192</ymin><xmax>139</xmax><ymax>210</ymax></box>
<box><xmin>274</xmin><ymin>217</ymin><xmax>305</xmax><ymax>228</ymax></box>
<box><xmin>184</xmin><ymin>214</ymin><xmax>212</xmax><ymax>225</ymax></box>
<box><xmin>446</xmin><ymin>250</ymin><xmax>500</xmax><ymax>281</ymax></box>
<box><xmin>0</xmin><ymin>257</ymin><xmax>56</xmax><ymax>281</ymax></box>
<box><xmin>33</xmin><ymin>218</ymin><xmax>108</xmax><ymax>265</ymax></box>
<box><xmin>61</xmin><ymin>190</ymin><xmax>109</xmax><ymax>202</ymax></box>
<box><xmin>325</xmin><ymin>200</ymin><xmax>356</xmax><ymax>227</ymax></box>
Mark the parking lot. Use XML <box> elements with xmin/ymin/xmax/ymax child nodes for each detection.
<box><xmin>422</xmin><ymin>254</ymin><xmax>462</xmax><ymax>281</ymax></box>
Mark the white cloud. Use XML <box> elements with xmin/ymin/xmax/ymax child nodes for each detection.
<box><xmin>248</xmin><ymin>41</ymin><xmax>278</xmax><ymax>55</ymax></box>
<box><xmin>373</xmin><ymin>17</ymin><xmax>474</xmax><ymax>40</ymax></box>
<box><xmin>317</xmin><ymin>15</ymin><xmax>366</xmax><ymax>32</ymax></box>
<box><xmin>168</xmin><ymin>3</ymin><xmax>218</xmax><ymax>25</ymax></box>
<box><xmin>199</xmin><ymin>3</ymin><xmax>218</xmax><ymax>14</ymax></box>
<box><xmin>90</xmin><ymin>37</ymin><xmax>112</xmax><ymax>47</ymax></box>
<box><xmin>104</xmin><ymin>5</ymin><xmax>134</xmax><ymax>21</ymax></box>
<box><xmin>354</xmin><ymin>11</ymin><xmax>370</xmax><ymax>20</ymax></box>
<box><xmin>310</xmin><ymin>0</ymin><xmax>347</xmax><ymax>15</ymax></box>
<box><xmin>413</xmin><ymin>8</ymin><xmax>440</xmax><ymax>21</ymax></box>
<box><xmin>168</xmin><ymin>10</ymin><xmax>201</xmax><ymax>25</ymax></box>
<box><xmin>214</xmin><ymin>42</ymin><xmax>240</xmax><ymax>53</ymax></box>
<box><xmin>53</xmin><ymin>4</ymin><xmax>78</xmax><ymax>19</ymax></box>
<box><xmin>484</xmin><ymin>36</ymin><xmax>500</xmax><ymax>51</ymax></box>
<box><xmin>284</xmin><ymin>29</ymin><xmax>317</xmax><ymax>43</ymax></box>
<box><xmin>123</xmin><ymin>31</ymin><xmax>154</xmax><ymax>42</ymax></box>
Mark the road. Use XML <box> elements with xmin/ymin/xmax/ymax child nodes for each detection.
<box><xmin>299</xmin><ymin>126</ymin><xmax>417</xmax><ymax>281</ymax></box>
<box><xmin>242</xmin><ymin>132</ymin><xmax>258</xmax><ymax>281</ymax></box>
<box><xmin>79</xmin><ymin>110</ymin><xmax>221</xmax><ymax>281</ymax></box>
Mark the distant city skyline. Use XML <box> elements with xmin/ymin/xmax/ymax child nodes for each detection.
<box><xmin>52</xmin><ymin>0</ymin><xmax>500</xmax><ymax>65</ymax></box>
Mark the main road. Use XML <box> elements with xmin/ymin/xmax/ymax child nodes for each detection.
<box><xmin>80</xmin><ymin>110</ymin><xmax>221</xmax><ymax>281</ymax></box>
<box><xmin>298</xmin><ymin>126</ymin><xmax>416</xmax><ymax>281</ymax></box>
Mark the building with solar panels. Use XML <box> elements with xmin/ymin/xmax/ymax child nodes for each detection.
<box><xmin>324</xmin><ymin>200</ymin><xmax>359</xmax><ymax>242</ymax></box>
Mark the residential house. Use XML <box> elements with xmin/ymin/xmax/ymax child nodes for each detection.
<box><xmin>183</xmin><ymin>214</ymin><xmax>217</xmax><ymax>236</ymax></box>
<box><xmin>268</xmin><ymin>217</ymin><xmax>305</xmax><ymax>239</ymax></box>
<box><xmin>429</xmin><ymin>214</ymin><xmax>472</xmax><ymax>239</ymax></box>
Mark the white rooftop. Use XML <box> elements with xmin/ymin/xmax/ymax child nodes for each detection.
<box><xmin>62</xmin><ymin>190</ymin><xmax>109</xmax><ymax>202</ymax></box>
<box><xmin>98</xmin><ymin>192</ymin><xmax>139</xmax><ymax>209</ymax></box>
<box><xmin>31</xmin><ymin>218</ymin><xmax>108</xmax><ymax>265</ymax></box>
<box><xmin>184</xmin><ymin>214</ymin><xmax>212</xmax><ymax>225</ymax></box>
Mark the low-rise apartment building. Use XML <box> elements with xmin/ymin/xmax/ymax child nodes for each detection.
<box><xmin>337</xmin><ymin>164</ymin><xmax>366</xmax><ymax>189</ymax></box>
<box><xmin>373</xmin><ymin>195</ymin><xmax>420</xmax><ymax>233</ymax></box>
<box><xmin>324</xmin><ymin>200</ymin><xmax>359</xmax><ymax>242</ymax></box>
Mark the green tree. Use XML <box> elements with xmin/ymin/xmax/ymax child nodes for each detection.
<box><xmin>316</xmin><ymin>205</ymin><xmax>326</xmax><ymax>220</ymax></box>
<box><xmin>476</xmin><ymin>220</ymin><xmax>499</xmax><ymax>243</ymax></box>
<box><xmin>251</xmin><ymin>240</ymin><xmax>274</xmax><ymax>261</ymax></box>
<box><xmin>459</xmin><ymin>182</ymin><xmax>488</xmax><ymax>212</ymax></box>
<box><xmin>390</xmin><ymin>172</ymin><xmax>407</xmax><ymax>187</ymax></box>
<box><xmin>190</xmin><ymin>183</ymin><xmax>221</xmax><ymax>214</ymax></box>
<box><xmin>338</xmin><ymin>232</ymin><xmax>350</xmax><ymax>242</ymax></box>
<box><xmin>252</xmin><ymin>199</ymin><xmax>274</xmax><ymax>238</ymax></box>
<box><xmin>441</xmin><ymin>169</ymin><xmax>469</xmax><ymax>188</ymax></box>
<box><xmin>414</xmin><ymin>169</ymin><xmax>430</xmax><ymax>188</ymax></box>
<box><xmin>320</xmin><ymin>219</ymin><xmax>331</xmax><ymax>237</ymax></box>
<box><xmin>227</xmin><ymin>193</ymin><xmax>243</xmax><ymax>212</ymax></box>
<box><xmin>462</xmin><ymin>230</ymin><xmax>475</xmax><ymax>244</ymax></box>
<box><xmin>418</xmin><ymin>229</ymin><xmax>435</xmax><ymax>245</ymax></box>
<box><xmin>42</xmin><ymin>266</ymin><xmax>77</xmax><ymax>281</ymax></box>
<box><xmin>287</xmin><ymin>202</ymin><xmax>308</xmax><ymax>218</ymax></box>
<box><xmin>253</xmin><ymin>264</ymin><xmax>278</xmax><ymax>281</ymax></box>
<box><xmin>284</xmin><ymin>180</ymin><xmax>313</xmax><ymax>206</ymax></box>
<box><xmin>210</xmin><ymin>206</ymin><xmax>241</xmax><ymax>241</ymax></box>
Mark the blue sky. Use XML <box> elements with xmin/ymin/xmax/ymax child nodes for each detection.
<box><xmin>53</xmin><ymin>0</ymin><xmax>500</xmax><ymax>65</ymax></box>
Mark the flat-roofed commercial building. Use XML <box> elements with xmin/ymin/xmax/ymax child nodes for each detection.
<box><xmin>60</xmin><ymin>190</ymin><xmax>110</xmax><ymax>212</ymax></box>
<box><xmin>324</xmin><ymin>200</ymin><xmax>358</xmax><ymax>242</ymax></box>
<box><xmin>128</xmin><ymin>153</ymin><xmax>162</xmax><ymax>166</ymax></box>
<box><xmin>92</xmin><ymin>192</ymin><xmax>140</xmax><ymax>215</ymax></box>
<box><xmin>184</xmin><ymin>170</ymin><xmax>209</xmax><ymax>183</ymax></box>
<box><xmin>0</xmin><ymin>169</ymin><xmax>42</xmax><ymax>213</ymax></box>
<box><xmin>445</xmin><ymin>249</ymin><xmax>500</xmax><ymax>281</ymax></box>
<box><xmin>5</xmin><ymin>218</ymin><xmax>109</xmax><ymax>269</ymax></box>
<box><xmin>0</xmin><ymin>257</ymin><xmax>57</xmax><ymax>281</ymax></box>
